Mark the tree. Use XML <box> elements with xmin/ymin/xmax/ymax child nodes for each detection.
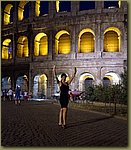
<box><xmin>120</xmin><ymin>68</ymin><xmax>128</xmax><ymax>104</ymax></box>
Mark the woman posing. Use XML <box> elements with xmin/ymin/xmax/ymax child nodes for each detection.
<box><xmin>53</xmin><ymin>65</ymin><xmax>77</xmax><ymax>129</ymax></box>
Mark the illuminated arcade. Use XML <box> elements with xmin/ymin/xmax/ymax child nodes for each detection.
<box><xmin>1</xmin><ymin>1</ymin><xmax>127</xmax><ymax>98</ymax></box>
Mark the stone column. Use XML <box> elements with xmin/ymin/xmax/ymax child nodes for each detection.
<box><xmin>95</xmin><ymin>67</ymin><xmax>103</xmax><ymax>85</ymax></box>
<box><xmin>52</xmin><ymin>30</ymin><xmax>56</xmax><ymax>60</ymax></box>
<box><xmin>95</xmin><ymin>22</ymin><xmax>102</xmax><ymax>58</ymax></box>
<box><xmin>71</xmin><ymin>1</ymin><xmax>79</xmax><ymax>16</ymax></box>
<box><xmin>121</xmin><ymin>1</ymin><xmax>127</xmax><ymax>11</ymax></box>
<box><xmin>48</xmin><ymin>30</ymin><xmax>53</xmax><ymax>60</ymax></box>
<box><xmin>95</xmin><ymin>1</ymin><xmax>102</xmax><ymax>13</ymax></box>
<box><xmin>49</xmin><ymin>1</ymin><xmax>56</xmax><ymax>18</ymax></box>
<box><xmin>13</xmin><ymin>2</ymin><xmax>19</xmax><ymax>60</ymax></box>
<box><xmin>95</xmin><ymin>22</ymin><xmax>101</xmax><ymax>52</ymax></box>
<box><xmin>30</xmin><ymin>1</ymin><xmax>35</xmax><ymax>21</ymax></box>
<box><xmin>47</xmin><ymin>69</ymin><xmax>53</xmax><ymax>98</ymax></box>
<box><xmin>27</xmin><ymin>24</ymin><xmax>33</xmax><ymax>62</ymax></box>
<box><xmin>70</xmin><ymin>26</ymin><xmax>76</xmax><ymax>59</ymax></box>
<box><xmin>28</xmin><ymin>69</ymin><xmax>32</xmax><ymax>94</ymax></box>
<box><xmin>11</xmin><ymin>73</ymin><xmax>16</xmax><ymax>91</ymax></box>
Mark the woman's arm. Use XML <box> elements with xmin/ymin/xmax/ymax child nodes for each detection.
<box><xmin>67</xmin><ymin>67</ymin><xmax>77</xmax><ymax>85</ymax></box>
<box><xmin>53</xmin><ymin>65</ymin><xmax>60</xmax><ymax>84</ymax></box>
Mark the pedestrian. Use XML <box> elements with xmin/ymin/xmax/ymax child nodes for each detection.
<box><xmin>53</xmin><ymin>65</ymin><xmax>77</xmax><ymax>128</ymax></box>
<box><xmin>23</xmin><ymin>91</ymin><xmax>28</xmax><ymax>101</ymax></box>
<box><xmin>2</xmin><ymin>90</ymin><xmax>6</xmax><ymax>101</ymax></box>
<box><xmin>8</xmin><ymin>88</ymin><xmax>13</xmax><ymax>101</ymax></box>
<box><xmin>15</xmin><ymin>86</ymin><xmax>21</xmax><ymax>105</ymax></box>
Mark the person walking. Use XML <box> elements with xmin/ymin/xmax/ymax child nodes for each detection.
<box><xmin>53</xmin><ymin>65</ymin><xmax>77</xmax><ymax>128</ymax></box>
<box><xmin>15</xmin><ymin>86</ymin><xmax>21</xmax><ymax>105</ymax></box>
<box><xmin>8</xmin><ymin>88</ymin><xmax>13</xmax><ymax>101</ymax></box>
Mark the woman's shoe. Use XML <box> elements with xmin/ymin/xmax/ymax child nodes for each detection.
<box><xmin>58</xmin><ymin>123</ymin><xmax>62</xmax><ymax>126</ymax></box>
<box><xmin>62</xmin><ymin>124</ymin><xmax>66</xmax><ymax>129</ymax></box>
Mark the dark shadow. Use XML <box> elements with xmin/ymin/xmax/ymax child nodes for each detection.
<box><xmin>67</xmin><ymin>116</ymin><xmax>113</xmax><ymax>128</ymax></box>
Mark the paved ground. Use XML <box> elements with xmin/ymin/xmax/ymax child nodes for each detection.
<box><xmin>1</xmin><ymin>100</ymin><xmax>128</xmax><ymax>147</ymax></box>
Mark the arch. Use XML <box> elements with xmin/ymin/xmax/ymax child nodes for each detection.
<box><xmin>104</xmin><ymin>27</ymin><xmax>121</xmax><ymax>52</ymax></box>
<box><xmin>33</xmin><ymin>74</ymin><xmax>47</xmax><ymax>99</ymax></box>
<box><xmin>34</xmin><ymin>33</ymin><xmax>48</xmax><ymax>56</ymax></box>
<box><xmin>103</xmin><ymin>72</ymin><xmax>121</xmax><ymax>85</ymax></box>
<box><xmin>17</xmin><ymin>36</ymin><xmax>29</xmax><ymax>57</ymax></box>
<box><xmin>78</xmin><ymin>28</ymin><xmax>95</xmax><ymax>53</ymax></box>
<box><xmin>1</xmin><ymin>76</ymin><xmax>11</xmax><ymax>90</ymax></box>
<box><xmin>16</xmin><ymin>75</ymin><xmax>28</xmax><ymax>92</ymax></box>
<box><xmin>2</xmin><ymin>39</ymin><xmax>12</xmax><ymax>59</ymax></box>
<box><xmin>18</xmin><ymin>1</ymin><xmax>29</xmax><ymax>21</ymax></box>
<box><xmin>4</xmin><ymin>4</ymin><xmax>13</xmax><ymax>25</ymax></box>
<box><xmin>55</xmin><ymin>30</ymin><xmax>70</xmax><ymax>54</ymax></box>
<box><xmin>79</xmin><ymin>73</ymin><xmax>95</xmax><ymax>91</ymax></box>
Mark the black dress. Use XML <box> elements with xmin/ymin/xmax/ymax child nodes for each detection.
<box><xmin>59</xmin><ymin>82</ymin><xmax>69</xmax><ymax>108</ymax></box>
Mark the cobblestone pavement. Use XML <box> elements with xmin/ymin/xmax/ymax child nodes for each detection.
<box><xmin>1</xmin><ymin>100</ymin><xmax>128</xmax><ymax>147</ymax></box>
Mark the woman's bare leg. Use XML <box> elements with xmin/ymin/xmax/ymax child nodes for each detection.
<box><xmin>58</xmin><ymin>108</ymin><xmax>63</xmax><ymax>125</ymax></box>
<box><xmin>62</xmin><ymin>107</ymin><xmax>68</xmax><ymax>126</ymax></box>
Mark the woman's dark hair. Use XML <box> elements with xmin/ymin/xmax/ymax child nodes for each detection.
<box><xmin>61</xmin><ymin>73</ymin><xmax>67</xmax><ymax>78</ymax></box>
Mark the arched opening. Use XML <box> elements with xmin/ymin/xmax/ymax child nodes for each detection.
<box><xmin>103</xmin><ymin>77</ymin><xmax>111</xmax><ymax>87</ymax></box>
<box><xmin>34</xmin><ymin>33</ymin><xmax>48</xmax><ymax>56</ymax></box>
<box><xmin>78</xmin><ymin>29</ymin><xmax>95</xmax><ymax>53</ymax></box>
<box><xmin>17</xmin><ymin>36</ymin><xmax>29</xmax><ymax>57</ymax></box>
<box><xmin>18</xmin><ymin>1</ymin><xmax>30</xmax><ymax>21</ymax></box>
<box><xmin>103</xmin><ymin>72</ymin><xmax>121</xmax><ymax>86</ymax></box>
<box><xmin>84</xmin><ymin>78</ymin><xmax>93</xmax><ymax>89</ymax></box>
<box><xmin>16</xmin><ymin>75</ymin><xmax>28</xmax><ymax>92</ymax></box>
<box><xmin>4</xmin><ymin>4</ymin><xmax>13</xmax><ymax>25</ymax></box>
<box><xmin>104</xmin><ymin>27</ymin><xmax>121</xmax><ymax>52</ymax></box>
<box><xmin>2</xmin><ymin>39</ymin><xmax>12</xmax><ymax>59</ymax></box>
<box><xmin>79</xmin><ymin>73</ymin><xmax>94</xmax><ymax>91</ymax></box>
<box><xmin>55</xmin><ymin>30</ymin><xmax>70</xmax><ymax>54</ymax></box>
<box><xmin>79</xmin><ymin>1</ymin><xmax>95</xmax><ymax>11</ymax></box>
<box><xmin>33</xmin><ymin>74</ymin><xmax>47</xmax><ymax>99</ymax></box>
<box><xmin>2</xmin><ymin>77</ymin><xmax>11</xmax><ymax>90</ymax></box>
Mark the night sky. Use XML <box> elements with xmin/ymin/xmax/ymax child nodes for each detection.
<box><xmin>10</xmin><ymin>1</ymin><xmax>119</xmax><ymax>21</ymax></box>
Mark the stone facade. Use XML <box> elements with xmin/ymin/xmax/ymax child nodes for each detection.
<box><xmin>1</xmin><ymin>1</ymin><xmax>127</xmax><ymax>98</ymax></box>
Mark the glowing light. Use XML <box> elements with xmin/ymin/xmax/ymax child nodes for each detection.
<box><xmin>78</xmin><ymin>28</ymin><xmax>95</xmax><ymax>53</ymax></box>
<box><xmin>55</xmin><ymin>30</ymin><xmax>70</xmax><ymax>54</ymax></box>
<box><xmin>56</xmin><ymin>0</ymin><xmax>59</xmax><ymax>12</ymax></box>
<box><xmin>4</xmin><ymin>4</ymin><xmax>13</xmax><ymax>25</ymax></box>
<box><xmin>18</xmin><ymin>1</ymin><xmax>28</xmax><ymax>21</ymax></box>
<box><xmin>104</xmin><ymin>27</ymin><xmax>121</xmax><ymax>52</ymax></box>
<box><xmin>2</xmin><ymin>39</ymin><xmax>11</xmax><ymax>59</ymax></box>
<box><xmin>79</xmin><ymin>73</ymin><xmax>94</xmax><ymax>91</ymax></box>
<box><xmin>104</xmin><ymin>72</ymin><xmax>121</xmax><ymax>84</ymax></box>
<box><xmin>34</xmin><ymin>33</ymin><xmax>48</xmax><ymax>56</ymax></box>
<box><xmin>36</xmin><ymin>0</ymin><xmax>40</xmax><ymax>16</ymax></box>
<box><xmin>17</xmin><ymin>36</ymin><xmax>29</xmax><ymax>57</ymax></box>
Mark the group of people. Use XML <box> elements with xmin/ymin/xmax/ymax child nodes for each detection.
<box><xmin>2</xmin><ymin>65</ymin><xmax>77</xmax><ymax>128</ymax></box>
<box><xmin>1</xmin><ymin>86</ymin><xmax>30</xmax><ymax>105</ymax></box>
<box><xmin>1</xmin><ymin>88</ymin><xmax>14</xmax><ymax>101</ymax></box>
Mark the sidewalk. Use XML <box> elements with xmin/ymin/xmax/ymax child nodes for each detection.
<box><xmin>1</xmin><ymin>101</ymin><xmax>128</xmax><ymax>147</ymax></box>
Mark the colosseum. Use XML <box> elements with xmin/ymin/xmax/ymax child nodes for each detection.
<box><xmin>1</xmin><ymin>1</ymin><xmax>127</xmax><ymax>99</ymax></box>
